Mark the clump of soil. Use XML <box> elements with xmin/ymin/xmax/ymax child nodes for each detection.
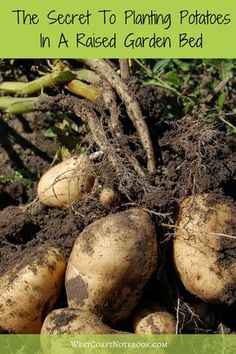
<box><xmin>0</xmin><ymin>111</ymin><xmax>57</xmax><ymax>209</ymax></box>
<box><xmin>128</xmin><ymin>114</ymin><xmax>236</xmax><ymax>219</ymax></box>
<box><xmin>0</xmin><ymin>205</ymin><xmax>84</xmax><ymax>277</ymax></box>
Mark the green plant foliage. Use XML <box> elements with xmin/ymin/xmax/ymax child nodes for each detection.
<box><xmin>135</xmin><ymin>59</ymin><xmax>236</xmax><ymax>133</ymax></box>
<box><xmin>0</xmin><ymin>170</ymin><xmax>36</xmax><ymax>187</ymax></box>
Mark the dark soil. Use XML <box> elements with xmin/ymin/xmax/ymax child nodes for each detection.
<box><xmin>0</xmin><ymin>111</ymin><xmax>57</xmax><ymax>209</ymax></box>
<box><xmin>0</xmin><ymin>62</ymin><xmax>236</xmax><ymax>333</ymax></box>
<box><xmin>0</xmin><ymin>206</ymin><xmax>84</xmax><ymax>276</ymax></box>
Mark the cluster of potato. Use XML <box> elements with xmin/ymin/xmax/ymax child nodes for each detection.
<box><xmin>0</xmin><ymin>206</ymin><xmax>162</xmax><ymax>334</ymax></box>
<box><xmin>1</xmin><ymin>155</ymin><xmax>236</xmax><ymax>335</ymax></box>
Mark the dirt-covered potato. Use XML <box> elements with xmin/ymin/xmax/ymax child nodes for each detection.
<box><xmin>0</xmin><ymin>247</ymin><xmax>66</xmax><ymax>334</ymax></box>
<box><xmin>134</xmin><ymin>307</ymin><xmax>176</xmax><ymax>334</ymax></box>
<box><xmin>174</xmin><ymin>193</ymin><xmax>236</xmax><ymax>304</ymax></box>
<box><xmin>41</xmin><ymin>308</ymin><xmax>117</xmax><ymax>334</ymax></box>
<box><xmin>37</xmin><ymin>155</ymin><xmax>95</xmax><ymax>207</ymax></box>
<box><xmin>66</xmin><ymin>208</ymin><xmax>157</xmax><ymax>324</ymax></box>
<box><xmin>41</xmin><ymin>309</ymin><xmax>119</xmax><ymax>354</ymax></box>
<box><xmin>99</xmin><ymin>187</ymin><xmax>118</xmax><ymax>206</ymax></box>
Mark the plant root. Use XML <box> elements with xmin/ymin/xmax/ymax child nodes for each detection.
<box><xmin>36</xmin><ymin>94</ymin><xmax>142</xmax><ymax>194</ymax></box>
<box><xmin>102</xmin><ymin>81</ymin><xmax>145</xmax><ymax>177</ymax></box>
<box><xmin>84</xmin><ymin>59</ymin><xmax>156</xmax><ymax>173</ymax></box>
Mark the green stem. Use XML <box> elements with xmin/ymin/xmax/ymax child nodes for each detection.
<box><xmin>66</xmin><ymin>79</ymin><xmax>101</xmax><ymax>101</ymax></box>
<box><xmin>0</xmin><ymin>70</ymin><xmax>75</xmax><ymax>96</ymax></box>
<box><xmin>0</xmin><ymin>96</ymin><xmax>38</xmax><ymax>114</ymax></box>
<box><xmin>75</xmin><ymin>68</ymin><xmax>100</xmax><ymax>84</ymax></box>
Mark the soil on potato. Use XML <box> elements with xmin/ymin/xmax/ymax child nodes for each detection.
<box><xmin>0</xmin><ymin>62</ymin><xmax>236</xmax><ymax>333</ymax></box>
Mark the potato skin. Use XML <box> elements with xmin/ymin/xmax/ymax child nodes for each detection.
<box><xmin>134</xmin><ymin>308</ymin><xmax>176</xmax><ymax>334</ymax></box>
<box><xmin>174</xmin><ymin>193</ymin><xmax>236</xmax><ymax>304</ymax></box>
<box><xmin>99</xmin><ymin>187</ymin><xmax>118</xmax><ymax>206</ymax></box>
<box><xmin>41</xmin><ymin>309</ymin><xmax>118</xmax><ymax>354</ymax></box>
<box><xmin>65</xmin><ymin>208</ymin><xmax>157</xmax><ymax>323</ymax></box>
<box><xmin>0</xmin><ymin>247</ymin><xmax>66</xmax><ymax>334</ymax></box>
<box><xmin>37</xmin><ymin>155</ymin><xmax>95</xmax><ymax>207</ymax></box>
<box><xmin>41</xmin><ymin>308</ymin><xmax>117</xmax><ymax>334</ymax></box>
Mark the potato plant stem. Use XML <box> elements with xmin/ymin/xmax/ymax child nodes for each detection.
<box><xmin>75</xmin><ymin>69</ymin><xmax>100</xmax><ymax>84</ymax></box>
<box><xmin>0</xmin><ymin>97</ymin><xmax>38</xmax><ymax>114</ymax></box>
<box><xmin>66</xmin><ymin>80</ymin><xmax>101</xmax><ymax>102</ymax></box>
<box><xmin>0</xmin><ymin>70</ymin><xmax>75</xmax><ymax>96</ymax></box>
<box><xmin>119</xmin><ymin>59</ymin><xmax>130</xmax><ymax>80</ymax></box>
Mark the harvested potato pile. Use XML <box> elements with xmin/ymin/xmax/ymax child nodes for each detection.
<box><xmin>0</xmin><ymin>59</ymin><xmax>236</xmax><ymax>337</ymax></box>
<box><xmin>174</xmin><ymin>193</ymin><xmax>236</xmax><ymax>304</ymax></box>
<box><xmin>1</xmin><ymin>189</ymin><xmax>236</xmax><ymax>335</ymax></box>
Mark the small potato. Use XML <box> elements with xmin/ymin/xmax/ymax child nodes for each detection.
<box><xmin>0</xmin><ymin>247</ymin><xmax>66</xmax><ymax>334</ymax></box>
<box><xmin>174</xmin><ymin>193</ymin><xmax>236</xmax><ymax>304</ymax></box>
<box><xmin>134</xmin><ymin>307</ymin><xmax>176</xmax><ymax>334</ymax></box>
<box><xmin>66</xmin><ymin>208</ymin><xmax>157</xmax><ymax>324</ymax></box>
<box><xmin>41</xmin><ymin>308</ymin><xmax>117</xmax><ymax>334</ymax></box>
<box><xmin>99</xmin><ymin>187</ymin><xmax>118</xmax><ymax>206</ymax></box>
<box><xmin>37</xmin><ymin>155</ymin><xmax>95</xmax><ymax>207</ymax></box>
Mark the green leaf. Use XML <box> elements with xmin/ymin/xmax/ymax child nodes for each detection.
<box><xmin>60</xmin><ymin>146</ymin><xmax>71</xmax><ymax>160</ymax></box>
<box><xmin>220</xmin><ymin>60</ymin><xmax>235</xmax><ymax>80</ymax></box>
<box><xmin>173</xmin><ymin>59</ymin><xmax>191</xmax><ymax>72</ymax></box>
<box><xmin>217</xmin><ymin>93</ymin><xmax>225</xmax><ymax>109</ymax></box>
<box><xmin>14</xmin><ymin>170</ymin><xmax>36</xmax><ymax>186</ymax></box>
<box><xmin>226</xmin><ymin>126</ymin><xmax>236</xmax><ymax>136</ymax></box>
<box><xmin>165</xmin><ymin>71</ymin><xmax>180</xmax><ymax>88</ymax></box>
<box><xmin>153</xmin><ymin>59</ymin><xmax>171</xmax><ymax>73</ymax></box>
<box><xmin>44</xmin><ymin>127</ymin><xmax>57</xmax><ymax>138</ymax></box>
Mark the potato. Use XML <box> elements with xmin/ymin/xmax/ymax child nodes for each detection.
<box><xmin>0</xmin><ymin>247</ymin><xmax>66</xmax><ymax>333</ymax></box>
<box><xmin>66</xmin><ymin>208</ymin><xmax>157</xmax><ymax>323</ymax></box>
<box><xmin>134</xmin><ymin>307</ymin><xmax>176</xmax><ymax>334</ymax></box>
<box><xmin>37</xmin><ymin>155</ymin><xmax>95</xmax><ymax>207</ymax></box>
<box><xmin>41</xmin><ymin>309</ymin><xmax>119</xmax><ymax>354</ymax></box>
<box><xmin>99</xmin><ymin>187</ymin><xmax>118</xmax><ymax>206</ymax></box>
<box><xmin>41</xmin><ymin>308</ymin><xmax>117</xmax><ymax>334</ymax></box>
<box><xmin>174</xmin><ymin>193</ymin><xmax>236</xmax><ymax>304</ymax></box>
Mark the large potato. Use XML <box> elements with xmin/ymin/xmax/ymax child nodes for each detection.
<box><xmin>41</xmin><ymin>309</ymin><xmax>119</xmax><ymax>354</ymax></box>
<box><xmin>134</xmin><ymin>307</ymin><xmax>176</xmax><ymax>334</ymax></box>
<box><xmin>41</xmin><ymin>308</ymin><xmax>117</xmax><ymax>334</ymax></box>
<box><xmin>0</xmin><ymin>247</ymin><xmax>66</xmax><ymax>333</ymax></box>
<box><xmin>37</xmin><ymin>155</ymin><xmax>95</xmax><ymax>207</ymax></box>
<box><xmin>66</xmin><ymin>208</ymin><xmax>157</xmax><ymax>323</ymax></box>
<box><xmin>174</xmin><ymin>193</ymin><xmax>236</xmax><ymax>304</ymax></box>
